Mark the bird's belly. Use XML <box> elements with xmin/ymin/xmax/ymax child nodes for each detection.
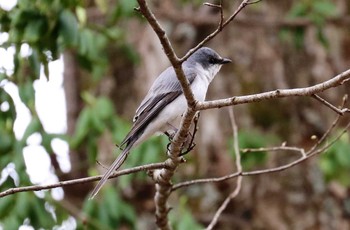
<box><xmin>135</xmin><ymin>77</ymin><xmax>209</xmax><ymax>145</ymax></box>
<box><xmin>191</xmin><ymin>76</ymin><xmax>209</xmax><ymax>102</ymax></box>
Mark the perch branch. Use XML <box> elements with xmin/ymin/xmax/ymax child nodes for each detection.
<box><xmin>196</xmin><ymin>69</ymin><xmax>350</xmax><ymax>110</ymax></box>
<box><xmin>136</xmin><ymin>0</ymin><xmax>259</xmax><ymax>229</ymax></box>
<box><xmin>137</xmin><ymin>0</ymin><xmax>196</xmax><ymax>107</ymax></box>
<box><xmin>0</xmin><ymin>162</ymin><xmax>167</xmax><ymax>198</ymax></box>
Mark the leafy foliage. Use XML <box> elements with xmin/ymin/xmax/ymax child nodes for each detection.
<box><xmin>319</xmin><ymin>132</ymin><xmax>350</xmax><ymax>187</ymax></box>
<box><xmin>0</xmin><ymin>0</ymin><xmax>140</xmax><ymax>229</ymax></box>
<box><xmin>169</xmin><ymin>196</ymin><xmax>203</xmax><ymax>230</ymax></box>
<box><xmin>81</xmin><ymin>187</ymin><xmax>136</xmax><ymax>229</ymax></box>
<box><xmin>282</xmin><ymin>0</ymin><xmax>338</xmax><ymax>48</ymax></box>
<box><xmin>228</xmin><ymin>130</ymin><xmax>279</xmax><ymax>170</ymax></box>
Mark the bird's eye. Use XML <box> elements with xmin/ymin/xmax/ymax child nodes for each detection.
<box><xmin>209</xmin><ymin>57</ymin><xmax>216</xmax><ymax>64</ymax></box>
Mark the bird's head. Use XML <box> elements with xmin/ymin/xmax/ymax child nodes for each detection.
<box><xmin>187</xmin><ymin>47</ymin><xmax>231</xmax><ymax>68</ymax></box>
<box><xmin>186</xmin><ymin>47</ymin><xmax>231</xmax><ymax>79</ymax></box>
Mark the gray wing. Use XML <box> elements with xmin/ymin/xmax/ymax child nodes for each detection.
<box><xmin>120</xmin><ymin>67</ymin><xmax>196</xmax><ymax>146</ymax></box>
<box><xmin>134</xmin><ymin>67</ymin><xmax>196</xmax><ymax>121</ymax></box>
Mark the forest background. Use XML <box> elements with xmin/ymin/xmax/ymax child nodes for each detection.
<box><xmin>0</xmin><ymin>0</ymin><xmax>350</xmax><ymax>229</ymax></box>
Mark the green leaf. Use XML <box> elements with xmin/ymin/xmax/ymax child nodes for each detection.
<box><xmin>2</xmin><ymin>215</ymin><xmax>21</xmax><ymax>230</ymax></box>
<box><xmin>94</xmin><ymin>97</ymin><xmax>114</xmax><ymax>120</ymax></box>
<box><xmin>170</xmin><ymin>197</ymin><xmax>203</xmax><ymax>230</ymax></box>
<box><xmin>70</xmin><ymin>108</ymin><xmax>91</xmax><ymax>148</ymax></box>
<box><xmin>90</xmin><ymin>113</ymin><xmax>105</xmax><ymax>133</ymax></box>
<box><xmin>334</xmin><ymin>143</ymin><xmax>350</xmax><ymax>167</ymax></box>
<box><xmin>319</xmin><ymin>131</ymin><xmax>350</xmax><ymax>187</ymax></box>
<box><xmin>288</xmin><ymin>2</ymin><xmax>308</xmax><ymax>18</ymax></box>
<box><xmin>228</xmin><ymin>130</ymin><xmax>276</xmax><ymax>170</ymax></box>
<box><xmin>105</xmin><ymin>187</ymin><xmax>121</xmax><ymax>219</ymax></box>
<box><xmin>313</xmin><ymin>1</ymin><xmax>337</xmax><ymax>17</ymax></box>
<box><xmin>87</xmin><ymin>138</ymin><xmax>98</xmax><ymax>163</ymax></box>
<box><xmin>112</xmin><ymin>0</ymin><xmax>137</xmax><ymax>19</ymax></box>
<box><xmin>75</xmin><ymin>6</ymin><xmax>87</xmax><ymax>25</ymax></box>
<box><xmin>0</xmin><ymin>129</ymin><xmax>13</xmax><ymax>153</ymax></box>
<box><xmin>59</xmin><ymin>10</ymin><xmax>79</xmax><ymax>47</ymax></box>
<box><xmin>28</xmin><ymin>49</ymin><xmax>41</xmax><ymax>78</ymax></box>
<box><xmin>23</xmin><ymin>19</ymin><xmax>46</xmax><ymax>43</ymax></box>
<box><xmin>18</xmin><ymin>81</ymin><xmax>35</xmax><ymax>107</ymax></box>
<box><xmin>16</xmin><ymin>192</ymin><xmax>31</xmax><ymax>218</ymax></box>
<box><xmin>22</xmin><ymin>117</ymin><xmax>41</xmax><ymax>141</ymax></box>
<box><xmin>31</xmin><ymin>198</ymin><xmax>55</xmax><ymax>228</ymax></box>
<box><xmin>41</xmin><ymin>133</ymin><xmax>54</xmax><ymax>153</ymax></box>
<box><xmin>319</xmin><ymin>157</ymin><xmax>336</xmax><ymax>178</ymax></box>
<box><xmin>0</xmin><ymin>196</ymin><xmax>15</xmax><ymax>219</ymax></box>
<box><xmin>95</xmin><ymin>0</ymin><xmax>108</xmax><ymax>14</ymax></box>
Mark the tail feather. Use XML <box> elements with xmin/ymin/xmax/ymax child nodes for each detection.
<box><xmin>89</xmin><ymin>142</ymin><xmax>134</xmax><ymax>199</ymax></box>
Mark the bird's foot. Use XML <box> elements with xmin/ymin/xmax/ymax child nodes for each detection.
<box><xmin>164</xmin><ymin>112</ymin><xmax>200</xmax><ymax>156</ymax></box>
<box><xmin>179</xmin><ymin>112</ymin><xmax>200</xmax><ymax>155</ymax></box>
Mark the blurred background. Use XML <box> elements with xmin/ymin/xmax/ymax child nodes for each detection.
<box><xmin>0</xmin><ymin>0</ymin><xmax>350</xmax><ymax>229</ymax></box>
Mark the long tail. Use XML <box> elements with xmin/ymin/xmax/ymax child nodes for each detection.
<box><xmin>89</xmin><ymin>142</ymin><xmax>134</xmax><ymax>199</ymax></box>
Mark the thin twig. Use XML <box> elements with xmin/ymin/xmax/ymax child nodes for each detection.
<box><xmin>219</xmin><ymin>0</ymin><xmax>224</xmax><ymax>29</ymax></box>
<box><xmin>203</xmin><ymin>0</ymin><xmax>224</xmax><ymax>29</ymax></box>
<box><xmin>203</xmin><ymin>3</ymin><xmax>221</xmax><ymax>8</ymax></box>
<box><xmin>307</xmin><ymin>94</ymin><xmax>348</xmax><ymax>154</ymax></box>
<box><xmin>180</xmin><ymin>0</ymin><xmax>261</xmax><ymax>62</ymax></box>
<box><xmin>0</xmin><ymin>162</ymin><xmax>167</xmax><ymax>198</ymax></box>
<box><xmin>154</xmin><ymin>3</ymin><xmax>350</xmax><ymax>29</ymax></box>
<box><xmin>172</xmin><ymin>119</ymin><xmax>350</xmax><ymax>191</ymax></box>
<box><xmin>206</xmin><ymin>107</ymin><xmax>242</xmax><ymax>230</ymax></box>
<box><xmin>242</xmin><ymin>145</ymin><xmax>306</xmax><ymax>158</ymax></box>
<box><xmin>312</xmin><ymin>94</ymin><xmax>349</xmax><ymax>115</ymax></box>
<box><xmin>96</xmin><ymin>160</ymin><xmax>108</xmax><ymax>170</ymax></box>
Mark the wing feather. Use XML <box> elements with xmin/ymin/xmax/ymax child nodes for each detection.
<box><xmin>121</xmin><ymin>68</ymin><xmax>196</xmax><ymax>146</ymax></box>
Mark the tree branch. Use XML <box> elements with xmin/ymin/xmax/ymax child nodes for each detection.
<box><xmin>196</xmin><ymin>68</ymin><xmax>350</xmax><ymax>110</ymax></box>
<box><xmin>0</xmin><ymin>162</ymin><xmax>167</xmax><ymax>198</ymax></box>
<box><xmin>136</xmin><ymin>1</ymin><xmax>260</xmax><ymax>228</ymax></box>
<box><xmin>137</xmin><ymin>0</ymin><xmax>196</xmax><ymax>107</ymax></box>
<box><xmin>3</xmin><ymin>1</ymin><xmax>348</xmax><ymax>229</ymax></box>
<box><xmin>181</xmin><ymin>0</ymin><xmax>261</xmax><ymax>62</ymax></box>
<box><xmin>207</xmin><ymin>107</ymin><xmax>243</xmax><ymax>229</ymax></box>
<box><xmin>312</xmin><ymin>94</ymin><xmax>350</xmax><ymax>115</ymax></box>
<box><xmin>154</xmin><ymin>2</ymin><xmax>350</xmax><ymax>29</ymax></box>
<box><xmin>242</xmin><ymin>144</ymin><xmax>307</xmax><ymax>158</ymax></box>
<box><xmin>136</xmin><ymin>0</ymin><xmax>199</xmax><ymax>228</ymax></box>
<box><xmin>172</xmin><ymin>115</ymin><xmax>350</xmax><ymax>191</ymax></box>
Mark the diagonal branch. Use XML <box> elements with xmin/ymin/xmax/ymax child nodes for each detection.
<box><xmin>312</xmin><ymin>94</ymin><xmax>350</xmax><ymax>115</ymax></box>
<box><xmin>137</xmin><ymin>1</ymin><xmax>260</xmax><ymax>229</ymax></box>
<box><xmin>137</xmin><ymin>0</ymin><xmax>196</xmax><ymax>107</ymax></box>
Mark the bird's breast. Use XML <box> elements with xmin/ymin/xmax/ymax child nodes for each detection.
<box><xmin>190</xmin><ymin>65</ymin><xmax>214</xmax><ymax>102</ymax></box>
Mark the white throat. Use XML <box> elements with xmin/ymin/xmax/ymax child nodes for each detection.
<box><xmin>195</xmin><ymin>63</ymin><xmax>222</xmax><ymax>84</ymax></box>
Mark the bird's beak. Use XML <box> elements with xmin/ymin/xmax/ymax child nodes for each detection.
<box><xmin>219</xmin><ymin>58</ymin><xmax>232</xmax><ymax>64</ymax></box>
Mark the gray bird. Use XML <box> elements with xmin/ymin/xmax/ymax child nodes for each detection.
<box><xmin>90</xmin><ymin>47</ymin><xmax>231</xmax><ymax>199</ymax></box>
